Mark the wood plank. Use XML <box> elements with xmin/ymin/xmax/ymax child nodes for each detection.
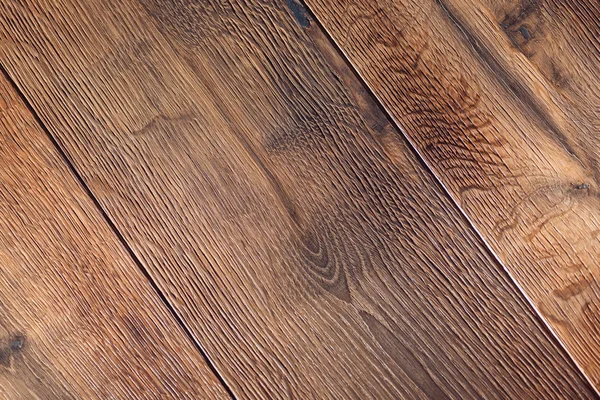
<box><xmin>301</xmin><ymin>0</ymin><xmax>600</xmax><ymax>388</ymax></box>
<box><xmin>0</xmin><ymin>0</ymin><xmax>596</xmax><ymax>398</ymax></box>
<box><xmin>0</xmin><ymin>72</ymin><xmax>228</xmax><ymax>399</ymax></box>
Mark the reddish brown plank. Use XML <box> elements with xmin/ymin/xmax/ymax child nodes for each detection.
<box><xmin>0</xmin><ymin>71</ymin><xmax>229</xmax><ymax>398</ymax></box>
<box><xmin>0</xmin><ymin>0</ymin><xmax>596</xmax><ymax>398</ymax></box>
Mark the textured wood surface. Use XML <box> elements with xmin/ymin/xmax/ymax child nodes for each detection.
<box><xmin>0</xmin><ymin>0</ymin><xmax>596</xmax><ymax>398</ymax></box>
<box><xmin>302</xmin><ymin>0</ymin><xmax>600</xmax><ymax>388</ymax></box>
<box><xmin>0</xmin><ymin>72</ymin><xmax>228</xmax><ymax>399</ymax></box>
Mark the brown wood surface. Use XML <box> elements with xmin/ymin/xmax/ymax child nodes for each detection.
<box><xmin>0</xmin><ymin>72</ymin><xmax>229</xmax><ymax>398</ymax></box>
<box><xmin>0</xmin><ymin>0</ymin><xmax>596</xmax><ymax>398</ymax></box>
<box><xmin>301</xmin><ymin>0</ymin><xmax>600</xmax><ymax>389</ymax></box>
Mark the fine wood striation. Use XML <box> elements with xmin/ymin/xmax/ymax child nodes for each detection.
<box><xmin>0</xmin><ymin>72</ymin><xmax>229</xmax><ymax>398</ymax></box>
<box><xmin>0</xmin><ymin>0</ymin><xmax>596</xmax><ymax>398</ymax></box>
<box><xmin>303</xmin><ymin>0</ymin><xmax>600</xmax><ymax>388</ymax></box>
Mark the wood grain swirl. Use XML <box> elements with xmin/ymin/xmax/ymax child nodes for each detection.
<box><xmin>0</xmin><ymin>0</ymin><xmax>596</xmax><ymax>398</ymax></box>
<box><xmin>303</xmin><ymin>0</ymin><xmax>600</xmax><ymax>389</ymax></box>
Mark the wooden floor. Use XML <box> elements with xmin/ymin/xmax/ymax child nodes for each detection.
<box><xmin>0</xmin><ymin>0</ymin><xmax>598</xmax><ymax>398</ymax></box>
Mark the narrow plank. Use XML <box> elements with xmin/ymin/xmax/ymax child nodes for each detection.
<box><xmin>0</xmin><ymin>0</ymin><xmax>596</xmax><ymax>398</ymax></box>
<box><xmin>301</xmin><ymin>0</ymin><xmax>600</xmax><ymax>388</ymax></box>
<box><xmin>0</xmin><ymin>72</ymin><xmax>228</xmax><ymax>398</ymax></box>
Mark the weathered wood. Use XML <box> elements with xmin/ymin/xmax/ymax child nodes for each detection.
<box><xmin>302</xmin><ymin>0</ymin><xmax>600</xmax><ymax>388</ymax></box>
<box><xmin>0</xmin><ymin>0</ymin><xmax>596</xmax><ymax>398</ymax></box>
<box><xmin>0</xmin><ymin>71</ymin><xmax>228</xmax><ymax>398</ymax></box>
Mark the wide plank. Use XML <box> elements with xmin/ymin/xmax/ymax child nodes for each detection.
<box><xmin>302</xmin><ymin>0</ymin><xmax>600</xmax><ymax>388</ymax></box>
<box><xmin>0</xmin><ymin>0</ymin><xmax>596</xmax><ymax>398</ymax></box>
<box><xmin>0</xmin><ymin>71</ymin><xmax>228</xmax><ymax>398</ymax></box>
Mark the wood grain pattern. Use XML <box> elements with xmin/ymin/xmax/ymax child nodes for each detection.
<box><xmin>301</xmin><ymin>0</ymin><xmax>600</xmax><ymax>388</ymax></box>
<box><xmin>0</xmin><ymin>0</ymin><xmax>596</xmax><ymax>398</ymax></box>
<box><xmin>0</xmin><ymin>72</ymin><xmax>229</xmax><ymax>398</ymax></box>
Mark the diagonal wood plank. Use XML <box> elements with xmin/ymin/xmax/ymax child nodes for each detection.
<box><xmin>0</xmin><ymin>0</ymin><xmax>596</xmax><ymax>398</ymax></box>
<box><xmin>301</xmin><ymin>0</ymin><xmax>600</xmax><ymax>388</ymax></box>
<box><xmin>0</xmin><ymin>71</ymin><xmax>229</xmax><ymax>398</ymax></box>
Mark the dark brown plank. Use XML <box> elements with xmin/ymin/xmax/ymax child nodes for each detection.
<box><xmin>0</xmin><ymin>71</ymin><xmax>229</xmax><ymax>398</ymax></box>
<box><xmin>301</xmin><ymin>0</ymin><xmax>600</xmax><ymax>388</ymax></box>
<box><xmin>0</xmin><ymin>0</ymin><xmax>596</xmax><ymax>398</ymax></box>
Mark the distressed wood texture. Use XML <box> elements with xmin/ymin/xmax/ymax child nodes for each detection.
<box><xmin>0</xmin><ymin>72</ymin><xmax>229</xmax><ymax>398</ymax></box>
<box><xmin>302</xmin><ymin>0</ymin><xmax>600</xmax><ymax>388</ymax></box>
<box><xmin>0</xmin><ymin>0</ymin><xmax>596</xmax><ymax>398</ymax></box>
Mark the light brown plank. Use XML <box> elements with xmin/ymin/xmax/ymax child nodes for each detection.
<box><xmin>301</xmin><ymin>0</ymin><xmax>600</xmax><ymax>388</ymax></box>
<box><xmin>0</xmin><ymin>72</ymin><xmax>228</xmax><ymax>398</ymax></box>
<box><xmin>0</xmin><ymin>0</ymin><xmax>596</xmax><ymax>398</ymax></box>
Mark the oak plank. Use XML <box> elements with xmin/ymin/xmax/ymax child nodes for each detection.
<box><xmin>0</xmin><ymin>0</ymin><xmax>596</xmax><ymax>398</ymax></box>
<box><xmin>0</xmin><ymin>72</ymin><xmax>229</xmax><ymax>398</ymax></box>
<box><xmin>301</xmin><ymin>0</ymin><xmax>600</xmax><ymax>388</ymax></box>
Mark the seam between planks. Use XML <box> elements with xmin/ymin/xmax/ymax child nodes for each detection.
<box><xmin>0</xmin><ymin>63</ymin><xmax>238</xmax><ymax>400</ymax></box>
<box><xmin>294</xmin><ymin>1</ymin><xmax>600</xmax><ymax>396</ymax></box>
